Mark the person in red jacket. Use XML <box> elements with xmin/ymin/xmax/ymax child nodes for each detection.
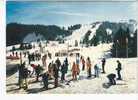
<box><xmin>30</xmin><ymin>64</ymin><xmax>37</xmax><ymax>77</ymax></box>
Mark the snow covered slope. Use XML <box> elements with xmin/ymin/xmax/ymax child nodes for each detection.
<box><xmin>65</xmin><ymin>23</ymin><xmax>102</xmax><ymax>46</ymax></box>
<box><xmin>23</xmin><ymin>32</ymin><xmax>45</xmax><ymax>43</ymax></box>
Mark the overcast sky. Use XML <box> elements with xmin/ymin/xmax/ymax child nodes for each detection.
<box><xmin>6</xmin><ymin>1</ymin><xmax>138</xmax><ymax>27</ymax></box>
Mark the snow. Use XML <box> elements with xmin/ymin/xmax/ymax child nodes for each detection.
<box><xmin>88</xmin><ymin>23</ymin><xmax>102</xmax><ymax>40</ymax></box>
<box><xmin>6</xmin><ymin>44</ymin><xmax>20</xmax><ymax>52</ymax></box>
<box><xmin>65</xmin><ymin>23</ymin><xmax>102</xmax><ymax>46</ymax></box>
<box><xmin>6</xmin><ymin>42</ymin><xmax>138</xmax><ymax>94</ymax></box>
<box><xmin>106</xmin><ymin>28</ymin><xmax>112</xmax><ymax>35</ymax></box>
<box><xmin>23</xmin><ymin>32</ymin><xmax>44</xmax><ymax>43</ymax></box>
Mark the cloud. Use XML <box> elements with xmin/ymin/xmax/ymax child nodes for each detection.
<box><xmin>49</xmin><ymin>11</ymin><xmax>91</xmax><ymax>17</ymax></box>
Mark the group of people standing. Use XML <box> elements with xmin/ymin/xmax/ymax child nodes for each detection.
<box><xmin>17</xmin><ymin>49</ymin><xmax>123</xmax><ymax>90</ymax></box>
<box><xmin>71</xmin><ymin>56</ymin><xmax>104</xmax><ymax>79</ymax></box>
<box><xmin>70</xmin><ymin>56</ymin><xmax>122</xmax><ymax>86</ymax></box>
<box><xmin>28</xmin><ymin>52</ymin><xmax>41</xmax><ymax>64</ymax></box>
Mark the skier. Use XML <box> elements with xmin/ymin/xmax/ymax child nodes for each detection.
<box><xmin>35</xmin><ymin>64</ymin><xmax>44</xmax><ymax>82</ymax></box>
<box><xmin>12</xmin><ymin>51</ymin><xmax>15</xmax><ymax>56</ymax></box>
<box><xmin>18</xmin><ymin>63</ymin><xmax>23</xmax><ymax>89</ymax></box>
<box><xmin>81</xmin><ymin>57</ymin><xmax>85</xmax><ymax>71</ymax></box>
<box><xmin>64</xmin><ymin>57</ymin><xmax>69</xmax><ymax>72</ymax></box>
<box><xmin>39</xmin><ymin>42</ymin><xmax>43</xmax><ymax>53</ymax></box>
<box><xmin>19</xmin><ymin>62</ymin><xmax>29</xmax><ymax>90</ymax></box>
<box><xmin>48</xmin><ymin>62</ymin><xmax>53</xmax><ymax>79</ymax></box>
<box><xmin>94</xmin><ymin>64</ymin><xmax>100</xmax><ymax>78</ymax></box>
<box><xmin>86</xmin><ymin>57</ymin><xmax>92</xmax><ymax>78</ymax></box>
<box><xmin>32</xmin><ymin>53</ymin><xmax>35</xmax><ymax>61</ymax></box>
<box><xmin>76</xmin><ymin>55</ymin><xmax>80</xmax><ymax>74</ymax></box>
<box><xmin>60</xmin><ymin>63</ymin><xmax>67</xmax><ymax>82</ymax></box>
<box><xmin>41</xmin><ymin>71</ymin><xmax>49</xmax><ymax>90</ymax></box>
<box><xmin>53</xmin><ymin>63</ymin><xmax>59</xmax><ymax>87</ymax></box>
<box><xmin>71</xmin><ymin>62</ymin><xmax>79</xmax><ymax>80</ymax></box>
<box><xmin>30</xmin><ymin>64</ymin><xmax>37</xmax><ymax>77</ymax></box>
<box><xmin>55</xmin><ymin>58</ymin><xmax>61</xmax><ymax>71</ymax></box>
<box><xmin>15</xmin><ymin>52</ymin><xmax>18</xmax><ymax>58</ymax></box>
<box><xmin>28</xmin><ymin>53</ymin><xmax>31</xmax><ymax>64</ymax></box>
<box><xmin>107</xmin><ymin>73</ymin><xmax>116</xmax><ymax>85</ymax></box>
<box><xmin>19</xmin><ymin>52</ymin><xmax>22</xmax><ymax>64</ymax></box>
<box><xmin>101</xmin><ymin>58</ymin><xmax>106</xmax><ymax>73</ymax></box>
<box><xmin>42</xmin><ymin>54</ymin><xmax>48</xmax><ymax>71</ymax></box>
<box><xmin>23</xmin><ymin>66</ymin><xmax>29</xmax><ymax>90</ymax></box>
<box><xmin>116</xmin><ymin>60</ymin><xmax>122</xmax><ymax>80</ymax></box>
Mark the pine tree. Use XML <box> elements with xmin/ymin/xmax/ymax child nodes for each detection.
<box><xmin>90</xmin><ymin>35</ymin><xmax>99</xmax><ymax>46</ymax></box>
<box><xmin>82</xmin><ymin>30</ymin><xmax>91</xmax><ymax>46</ymax></box>
<box><xmin>112</xmin><ymin>27</ymin><xmax>133</xmax><ymax>58</ymax></box>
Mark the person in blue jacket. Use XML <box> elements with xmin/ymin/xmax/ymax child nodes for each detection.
<box><xmin>94</xmin><ymin>64</ymin><xmax>100</xmax><ymax>78</ymax></box>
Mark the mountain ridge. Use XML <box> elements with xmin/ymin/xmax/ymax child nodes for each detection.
<box><xmin>6</xmin><ymin>20</ymin><xmax>137</xmax><ymax>46</ymax></box>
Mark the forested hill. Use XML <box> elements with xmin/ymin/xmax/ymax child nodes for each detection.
<box><xmin>6</xmin><ymin>23</ymin><xmax>72</xmax><ymax>46</ymax></box>
<box><xmin>6</xmin><ymin>20</ymin><xmax>137</xmax><ymax>47</ymax></box>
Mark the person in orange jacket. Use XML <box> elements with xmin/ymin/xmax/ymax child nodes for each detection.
<box><xmin>71</xmin><ymin>62</ymin><xmax>79</xmax><ymax>80</ymax></box>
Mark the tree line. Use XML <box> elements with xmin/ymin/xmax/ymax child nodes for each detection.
<box><xmin>6</xmin><ymin>23</ymin><xmax>71</xmax><ymax>46</ymax></box>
